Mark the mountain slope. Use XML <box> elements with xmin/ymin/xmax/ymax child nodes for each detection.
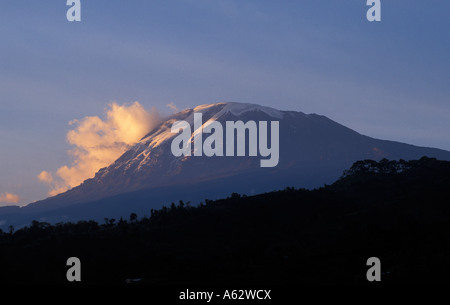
<box><xmin>2</xmin><ymin>102</ymin><xmax>450</xmax><ymax>228</ymax></box>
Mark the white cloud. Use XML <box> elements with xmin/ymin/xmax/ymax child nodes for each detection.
<box><xmin>38</xmin><ymin>102</ymin><xmax>161</xmax><ymax>196</ymax></box>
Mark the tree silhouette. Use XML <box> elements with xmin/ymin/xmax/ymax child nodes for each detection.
<box><xmin>130</xmin><ymin>213</ymin><xmax>138</xmax><ymax>223</ymax></box>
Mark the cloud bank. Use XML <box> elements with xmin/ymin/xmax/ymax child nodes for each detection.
<box><xmin>38</xmin><ymin>102</ymin><xmax>161</xmax><ymax>196</ymax></box>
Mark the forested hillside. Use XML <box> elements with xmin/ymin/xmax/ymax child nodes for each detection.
<box><xmin>1</xmin><ymin>157</ymin><xmax>449</xmax><ymax>284</ymax></box>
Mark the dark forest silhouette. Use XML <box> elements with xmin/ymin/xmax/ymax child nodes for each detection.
<box><xmin>1</xmin><ymin>157</ymin><xmax>450</xmax><ymax>284</ymax></box>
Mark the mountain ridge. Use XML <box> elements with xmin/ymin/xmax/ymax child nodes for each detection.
<box><xmin>1</xmin><ymin>102</ymin><xmax>450</xmax><ymax>229</ymax></box>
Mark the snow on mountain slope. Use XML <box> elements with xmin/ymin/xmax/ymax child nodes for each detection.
<box><xmin>193</xmin><ymin>102</ymin><xmax>284</xmax><ymax>120</ymax></box>
<box><xmin>95</xmin><ymin>102</ymin><xmax>283</xmax><ymax>181</ymax></box>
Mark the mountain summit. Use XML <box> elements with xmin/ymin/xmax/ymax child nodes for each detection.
<box><xmin>2</xmin><ymin>102</ymin><xmax>450</xmax><ymax>228</ymax></box>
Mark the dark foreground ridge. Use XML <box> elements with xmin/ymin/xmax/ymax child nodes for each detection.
<box><xmin>1</xmin><ymin>157</ymin><xmax>450</xmax><ymax>284</ymax></box>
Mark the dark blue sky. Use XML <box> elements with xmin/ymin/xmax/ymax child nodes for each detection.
<box><xmin>1</xmin><ymin>0</ymin><xmax>449</xmax><ymax>204</ymax></box>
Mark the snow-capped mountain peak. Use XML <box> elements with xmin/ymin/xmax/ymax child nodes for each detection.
<box><xmin>12</xmin><ymin>101</ymin><xmax>450</xmax><ymax>228</ymax></box>
<box><xmin>193</xmin><ymin>102</ymin><xmax>284</xmax><ymax>120</ymax></box>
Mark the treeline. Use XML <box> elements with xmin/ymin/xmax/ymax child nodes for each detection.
<box><xmin>1</xmin><ymin>157</ymin><xmax>450</xmax><ymax>284</ymax></box>
<box><xmin>0</xmin><ymin>195</ymin><xmax>246</xmax><ymax>238</ymax></box>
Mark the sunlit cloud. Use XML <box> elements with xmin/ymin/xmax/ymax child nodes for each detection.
<box><xmin>166</xmin><ymin>102</ymin><xmax>179</xmax><ymax>113</ymax></box>
<box><xmin>0</xmin><ymin>192</ymin><xmax>21</xmax><ymax>206</ymax></box>
<box><xmin>37</xmin><ymin>171</ymin><xmax>53</xmax><ymax>184</ymax></box>
<box><xmin>38</xmin><ymin>102</ymin><xmax>161</xmax><ymax>196</ymax></box>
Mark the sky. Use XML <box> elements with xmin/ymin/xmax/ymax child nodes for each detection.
<box><xmin>0</xmin><ymin>0</ymin><xmax>449</xmax><ymax>206</ymax></box>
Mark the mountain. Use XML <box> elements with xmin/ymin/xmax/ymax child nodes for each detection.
<box><xmin>2</xmin><ymin>102</ymin><xmax>450</xmax><ymax>229</ymax></box>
